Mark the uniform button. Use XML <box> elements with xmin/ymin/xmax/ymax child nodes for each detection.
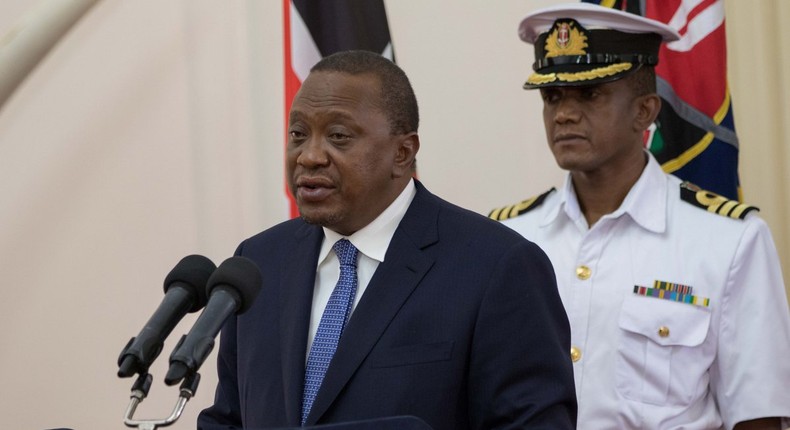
<box><xmin>658</xmin><ymin>326</ymin><xmax>670</xmax><ymax>338</ymax></box>
<box><xmin>570</xmin><ymin>346</ymin><xmax>582</xmax><ymax>362</ymax></box>
<box><xmin>576</xmin><ymin>265</ymin><xmax>591</xmax><ymax>280</ymax></box>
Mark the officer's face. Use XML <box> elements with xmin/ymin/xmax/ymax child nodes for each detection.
<box><xmin>286</xmin><ymin>71</ymin><xmax>417</xmax><ymax>236</ymax></box>
<box><xmin>539</xmin><ymin>77</ymin><xmax>647</xmax><ymax>176</ymax></box>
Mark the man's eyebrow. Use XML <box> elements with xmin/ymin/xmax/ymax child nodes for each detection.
<box><xmin>288</xmin><ymin>109</ymin><xmax>358</xmax><ymax>124</ymax></box>
<box><xmin>288</xmin><ymin>110</ymin><xmax>305</xmax><ymax>124</ymax></box>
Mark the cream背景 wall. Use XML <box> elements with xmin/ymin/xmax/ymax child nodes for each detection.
<box><xmin>0</xmin><ymin>1</ymin><xmax>787</xmax><ymax>429</ymax></box>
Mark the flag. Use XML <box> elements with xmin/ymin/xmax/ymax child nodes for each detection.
<box><xmin>582</xmin><ymin>0</ymin><xmax>741</xmax><ymax>200</ymax></box>
<box><xmin>283</xmin><ymin>0</ymin><xmax>395</xmax><ymax>218</ymax></box>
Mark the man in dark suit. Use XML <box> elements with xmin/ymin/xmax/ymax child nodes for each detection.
<box><xmin>197</xmin><ymin>50</ymin><xmax>576</xmax><ymax>430</ymax></box>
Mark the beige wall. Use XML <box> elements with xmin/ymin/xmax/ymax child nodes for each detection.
<box><xmin>726</xmin><ymin>1</ymin><xmax>790</xmax><ymax>285</ymax></box>
<box><xmin>0</xmin><ymin>1</ymin><xmax>786</xmax><ymax>429</ymax></box>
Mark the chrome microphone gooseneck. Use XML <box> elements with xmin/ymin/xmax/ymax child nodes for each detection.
<box><xmin>122</xmin><ymin>372</ymin><xmax>200</xmax><ymax>430</ymax></box>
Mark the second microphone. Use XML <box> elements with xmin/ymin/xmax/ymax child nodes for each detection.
<box><xmin>164</xmin><ymin>256</ymin><xmax>262</xmax><ymax>386</ymax></box>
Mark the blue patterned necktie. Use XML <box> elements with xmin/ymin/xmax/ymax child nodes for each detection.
<box><xmin>301</xmin><ymin>239</ymin><xmax>359</xmax><ymax>425</ymax></box>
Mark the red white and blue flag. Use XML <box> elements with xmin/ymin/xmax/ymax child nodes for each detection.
<box><xmin>583</xmin><ymin>0</ymin><xmax>741</xmax><ymax>200</ymax></box>
<box><xmin>283</xmin><ymin>0</ymin><xmax>395</xmax><ymax>218</ymax></box>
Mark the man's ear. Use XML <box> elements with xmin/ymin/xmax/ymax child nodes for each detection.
<box><xmin>393</xmin><ymin>132</ymin><xmax>420</xmax><ymax>178</ymax></box>
<box><xmin>634</xmin><ymin>93</ymin><xmax>662</xmax><ymax>133</ymax></box>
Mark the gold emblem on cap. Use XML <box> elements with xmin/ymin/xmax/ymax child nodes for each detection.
<box><xmin>545</xmin><ymin>20</ymin><xmax>588</xmax><ymax>58</ymax></box>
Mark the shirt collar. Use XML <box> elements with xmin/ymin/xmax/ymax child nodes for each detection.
<box><xmin>616</xmin><ymin>152</ymin><xmax>667</xmax><ymax>232</ymax></box>
<box><xmin>542</xmin><ymin>151</ymin><xmax>667</xmax><ymax>233</ymax></box>
<box><xmin>319</xmin><ymin>178</ymin><xmax>417</xmax><ymax>266</ymax></box>
<box><xmin>540</xmin><ymin>173</ymin><xmax>579</xmax><ymax>227</ymax></box>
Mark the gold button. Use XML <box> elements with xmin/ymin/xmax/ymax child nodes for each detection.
<box><xmin>576</xmin><ymin>265</ymin><xmax>591</xmax><ymax>280</ymax></box>
<box><xmin>570</xmin><ymin>346</ymin><xmax>582</xmax><ymax>362</ymax></box>
<box><xmin>658</xmin><ymin>326</ymin><xmax>670</xmax><ymax>338</ymax></box>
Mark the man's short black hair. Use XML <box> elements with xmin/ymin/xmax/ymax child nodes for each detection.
<box><xmin>628</xmin><ymin>65</ymin><xmax>657</xmax><ymax>97</ymax></box>
<box><xmin>311</xmin><ymin>50</ymin><xmax>419</xmax><ymax>135</ymax></box>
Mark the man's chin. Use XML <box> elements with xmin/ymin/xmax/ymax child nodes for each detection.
<box><xmin>553</xmin><ymin>155</ymin><xmax>587</xmax><ymax>172</ymax></box>
<box><xmin>298</xmin><ymin>210</ymin><xmax>338</xmax><ymax>229</ymax></box>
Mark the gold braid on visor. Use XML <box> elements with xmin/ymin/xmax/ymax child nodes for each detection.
<box><xmin>526</xmin><ymin>62</ymin><xmax>633</xmax><ymax>86</ymax></box>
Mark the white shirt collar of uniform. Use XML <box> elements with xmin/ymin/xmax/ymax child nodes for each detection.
<box><xmin>542</xmin><ymin>151</ymin><xmax>666</xmax><ymax>233</ymax></box>
<box><xmin>616</xmin><ymin>151</ymin><xmax>667</xmax><ymax>233</ymax></box>
<box><xmin>318</xmin><ymin>178</ymin><xmax>416</xmax><ymax>265</ymax></box>
<box><xmin>539</xmin><ymin>175</ymin><xmax>580</xmax><ymax>227</ymax></box>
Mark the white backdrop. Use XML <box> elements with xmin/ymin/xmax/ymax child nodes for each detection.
<box><xmin>0</xmin><ymin>1</ymin><xmax>787</xmax><ymax>429</ymax></box>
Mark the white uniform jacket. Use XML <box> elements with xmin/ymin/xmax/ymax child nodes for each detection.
<box><xmin>495</xmin><ymin>154</ymin><xmax>790</xmax><ymax>429</ymax></box>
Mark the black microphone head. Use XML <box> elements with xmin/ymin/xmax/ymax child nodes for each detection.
<box><xmin>206</xmin><ymin>256</ymin><xmax>262</xmax><ymax>314</ymax></box>
<box><xmin>164</xmin><ymin>254</ymin><xmax>216</xmax><ymax>312</ymax></box>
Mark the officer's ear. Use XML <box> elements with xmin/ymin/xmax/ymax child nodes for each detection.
<box><xmin>634</xmin><ymin>93</ymin><xmax>661</xmax><ymax>133</ymax></box>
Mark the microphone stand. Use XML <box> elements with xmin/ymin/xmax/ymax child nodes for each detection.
<box><xmin>123</xmin><ymin>372</ymin><xmax>201</xmax><ymax>430</ymax></box>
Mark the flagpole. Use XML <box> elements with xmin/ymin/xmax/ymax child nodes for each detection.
<box><xmin>0</xmin><ymin>0</ymin><xmax>100</xmax><ymax>112</ymax></box>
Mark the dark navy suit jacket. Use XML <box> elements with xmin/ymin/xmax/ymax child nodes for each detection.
<box><xmin>198</xmin><ymin>182</ymin><xmax>576</xmax><ymax>430</ymax></box>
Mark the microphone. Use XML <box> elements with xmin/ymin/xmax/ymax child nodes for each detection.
<box><xmin>117</xmin><ymin>255</ymin><xmax>216</xmax><ymax>378</ymax></box>
<box><xmin>164</xmin><ymin>256</ymin><xmax>262</xmax><ymax>385</ymax></box>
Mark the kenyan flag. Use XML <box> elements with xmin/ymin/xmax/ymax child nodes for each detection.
<box><xmin>585</xmin><ymin>0</ymin><xmax>741</xmax><ymax>200</ymax></box>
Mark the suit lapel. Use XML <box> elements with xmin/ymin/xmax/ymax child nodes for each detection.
<box><xmin>305</xmin><ymin>183</ymin><xmax>440</xmax><ymax>425</ymax></box>
<box><xmin>280</xmin><ymin>223</ymin><xmax>324</xmax><ymax>424</ymax></box>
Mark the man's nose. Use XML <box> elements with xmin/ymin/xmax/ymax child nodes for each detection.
<box><xmin>553</xmin><ymin>97</ymin><xmax>582</xmax><ymax>123</ymax></box>
<box><xmin>297</xmin><ymin>136</ymin><xmax>329</xmax><ymax>167</ymax></box>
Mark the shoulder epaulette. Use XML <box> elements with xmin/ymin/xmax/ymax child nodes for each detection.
<box><xmin>679</xmin><ymin>181</ymin><xmax>758</xmax><ymax>220</ymax></box>
<box><xmin>488</xmin><ymin>188</ymin><xmax>556</xmax><ymax>221</ymax></box>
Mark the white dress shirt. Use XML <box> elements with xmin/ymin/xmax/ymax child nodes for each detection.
<box><xmin>306</xmin><ymin>179</ymin><xmax>416</xmax><ymax>354</ymax></box>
